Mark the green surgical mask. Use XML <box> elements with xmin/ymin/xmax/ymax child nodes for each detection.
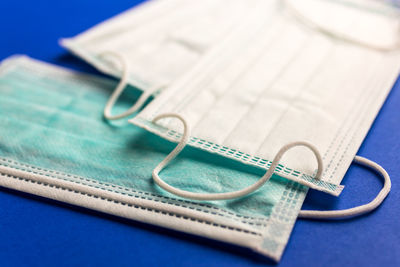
<box><xmin>0</xmin><ymin>55</ymin><xmax>308</xmax><ymax>261</ymax></box>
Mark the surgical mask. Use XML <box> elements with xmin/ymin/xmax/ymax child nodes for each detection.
<box><xmin>0</xmin><ymin>55</ymin><xmax>316</xmax><ymax>262</ymax></box>
<box><xmin>60</xmin><ymin>0</ymin><xmax>268</xmax><ymax>119</ymax></box>
<box><xmin>130</xmin><ymin>0</ymin><xmax>399</xmax><ymax>199</ymax></box>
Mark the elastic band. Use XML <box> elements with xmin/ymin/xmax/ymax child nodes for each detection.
<box><xmin>283</xmin><ymin>0</ymin><xmax>400</xmax><ymax>51</ymax></box>
<box><xmin>151</xmin><ymin>113</ymin><xmax>323</xmax><ymax>201</ymax></box>
<box><xmin>152</xmin><ymin>113</ymin><xmax>391</xmax><ymax>219</ymax></box>
<box><xmin>299</xmin><ymin>155</ymin><xmax>391</xmax><ymax>219</ymax></box>
<box><xmin>101</xmin><ymin>52</ymin><xmax>165</xmax><ymax>120</ymax></box>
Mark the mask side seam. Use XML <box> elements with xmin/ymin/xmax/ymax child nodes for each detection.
<box><xmin>256</xmin><ymin>179</ymin><xmax>308</xmax><ymax>261</ymax></box>
<box><xmin>322</xmin><ymin>54</ymin><xmax>385</xmax><ymax>181</ymax></box>
<box><xmin>324</xmin><ymin>80</ymin><xmax>376</xmax><ymax>181</ymax></box>
<box><xmin>327</xmin><ymin>61</ymin><xmax>400</xmax><ymax>180</ymax></box>
<box><xmin>323</xmin><ymin>54</ymin><xmax>400</xmax><ymax>182</ymax></box>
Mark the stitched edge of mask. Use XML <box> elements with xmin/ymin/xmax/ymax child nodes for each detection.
<box><xmin>0</xmin><ymin>159</ymin><xmax>308</xmax><ymax>262</ymax></box>
<box><xmin>130</xmin><ymin>116</ymin><xmax>344</xmax><ymax>196</ymax></box>
<box><xmin>0</xmin><ymin>157</ymin><xmax>270</xmax><ymax>226</ymax></box>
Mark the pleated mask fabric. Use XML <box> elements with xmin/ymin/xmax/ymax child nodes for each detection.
<box><xmin>131</xmin><ymin>0</ymin><xmax>400</xmax><ymax>195</ymax></box>
<box><xmin>60</xmin><ymin>0</ymin><xmax>265</xmax><ymax>91</ymax></box>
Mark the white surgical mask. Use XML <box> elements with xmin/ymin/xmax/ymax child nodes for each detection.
<box><xmin>60</xmin><ymin>0</ymin><xmax>268</xmax><ymax>119</ymax></box>
<box><xmin>130</xmin><ymin>0</ymin><xmax>400</xmax><ymax>198</ymax></box>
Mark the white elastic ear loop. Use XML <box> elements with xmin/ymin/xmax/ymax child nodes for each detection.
<box><xmin>299</xmin><ymin>155</ymin><xmax>391</xmax><ymax>219</ymax></box>
<box><xmin>152</xmin><ymin>113</ymin><xmax>323</xmax><ymax>201</ymax></box>
<box><xmin>101</xmin><ymin>52</ymin><xmax>164</xmax><ymax>120</ymax></box>
<box><xmin>283</xmin><ymin>0</ymin><xmax>400</xmax><ymax>51</ymax></box>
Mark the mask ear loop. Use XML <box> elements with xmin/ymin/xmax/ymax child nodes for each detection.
<box><xmin>152</xmin><ymin>113</ymin><xmax>391</xmax><ymax>219</ymax></box>
<box><xmin>101</xmin><ymin>51</ymin><xmax>165</xmax><ymax>120</ymax></box>
<box><xmin>283</xmin><ymin>0</ymin><xmax>400</xmax><ymax>52</ymax></box>
<box><xmin>299</xmin><ymin>155</ymin><xmax>391</xmax><ymax>219</ymax></box>
<box><xmin>152</xmin><ymin>113</ymin><xmax>323</xmax><ymax>201</ymax></box>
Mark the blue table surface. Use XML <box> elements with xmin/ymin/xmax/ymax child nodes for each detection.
<box><xmin>1</xmin><ymin>1</ymin><xmax>399</xmax><ymax>266</ymax></box>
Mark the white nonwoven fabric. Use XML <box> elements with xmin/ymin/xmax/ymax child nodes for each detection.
<box><xmin>131</xmin><ymin>0</ymin><xmax>400</xmax><ymax>195</ymax></box>
<box><xmin>61</xmin><ymin>0</ymin><xmax>265</xmax><ymax>91</ymax></box>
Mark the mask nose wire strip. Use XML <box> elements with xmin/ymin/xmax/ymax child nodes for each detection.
<box><xmin>299</xmin><ymin>155</ymin><xmax>391</xmax><ymax>219</ymax></box>
<box><xmin>151</xmin><ymin>113</ymin><xmax>323</xmax><ymax>201</ymax></box>
<box><xmin>283</xmin><ymin>0</ymin><xmax>400</xmax><ymax>52</ymax></box>
<box><xmin>101</xmin><ymin>51</ymin><xmax>165</xmax><ymax>120</ymax></box>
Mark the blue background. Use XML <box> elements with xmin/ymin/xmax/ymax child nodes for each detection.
<box><xmin>0</xmin><ymin>1</ymin><xmax>399</xmax><ymax>266</ymax></box>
